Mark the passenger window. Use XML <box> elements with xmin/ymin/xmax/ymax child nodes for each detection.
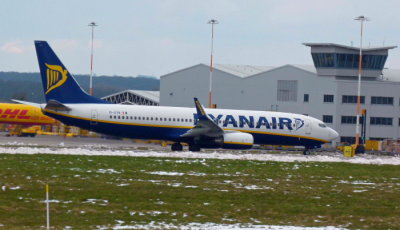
<box><xmin>118</xmin><ymin>116</ymin><xmax>120</xmax><ymax>119</ymax></box>
<box><xmin>173</xmin><ymin>118</ymin><xmax>176</xmax><ymax>122</ymax></box>
<box><xmin>169</xmin><ymin>118</ymin><xmax>171</xmax><ymax>121</ymax></box>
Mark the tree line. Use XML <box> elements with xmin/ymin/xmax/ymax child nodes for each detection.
<box><xmin>0</xmin><ymin>72</ymin><xmax>159</xmax><ymax>103</ymax></box>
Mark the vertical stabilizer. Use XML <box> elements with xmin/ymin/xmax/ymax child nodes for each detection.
<box><xmin>34</xmin><ymin>41</ymin><xmax>108</xmax><ymax>104</ymax></box>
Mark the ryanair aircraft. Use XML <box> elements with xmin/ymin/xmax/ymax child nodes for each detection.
<box><xmin>25</xmin><ymin>41</ymin><xmax>338</xmax><ymax>154</ymax></box>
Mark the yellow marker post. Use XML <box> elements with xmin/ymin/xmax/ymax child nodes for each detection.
<box><xmin>46</xmin><ymin>184</ymin><xmax>50</xmax><ymax>230</ymax></box>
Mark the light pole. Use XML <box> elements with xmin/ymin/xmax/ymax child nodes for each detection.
<box><xmin>88</xmin><ymin>22</ymin><xmax>98</xmax><ymax>96</ymax></box>
<box><xmin>208</xmin><ymin>19</ymin><xmax>219</xmax><ymax>108</ymax></box>
<box><xmin>354</xmin><ymin>15</ymin><xmax>369</xmax><ymax>150</ymax></box>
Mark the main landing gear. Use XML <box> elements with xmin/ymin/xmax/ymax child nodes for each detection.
<box><xmin>303</xmin><ymin>145</ymin><xmax>320</xmax><ymax>155</ymax></box>
<box><xmin>170</xmin><ymin>142</ymin><xmax>201</xmax><ymax>152</ymax></box>
<box><xmin>171</xmin><ymin>143</ymin><xmax>183</xmax><ymax>151</ymax></box>
<box><xmin>188</xmin><ymin>144</ymin><xmax>201</xmax><ymax>152</ymax></box>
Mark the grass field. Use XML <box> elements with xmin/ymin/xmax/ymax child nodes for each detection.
<box><xmin>0</xmin><ymin>153</ymin><xmax>399</xmax><ymax>229</ymax></box>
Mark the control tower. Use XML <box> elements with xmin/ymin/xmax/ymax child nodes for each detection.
<box><xmin>303</xmin><ymin>43</ymin><xmax>397</xmax><ymax>78</ymax></box>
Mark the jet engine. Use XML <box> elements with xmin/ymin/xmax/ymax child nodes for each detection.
<box><xmin>221</xmin><ymin>132</ymin><xmax>254</xmax><ymax>149</ymax></box>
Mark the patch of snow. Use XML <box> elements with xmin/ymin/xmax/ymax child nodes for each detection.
<box><xmin>102</xmin><ymin>222</ymin><xmax>349</xmax><ymax>230</ymax></box>
<box><xmin>117</xmin><ymin>183</ymin><xmax>130</xmax><ymax>187</ymax></box>
<box><xmin>148</xmin><ymin>171</ymin><xmax>184</xmax><ymax>176</ymax></box>
<box><xmin>9</xmin><ymin>186</ymin><xmax>21</xmax><ymax>190</ymax></box>
<box><xmin>83</xmin><ymin>199</ymin><xmax>109</xmax><ymax>205</ymax></box>
<box><xmin>0</xmin><ymin>146</ymin><xmax>400</xmax><ymax>166</ymax></box>
<box><xmin>97</xmin><ymin>169</ymin><xmax>121</xmax><ymax>174</ymax></box>
<box><xmin>42</xmin><ymin>199</ymin><xmax>60</xmax><ymax>203</ymax></box>
<box><xmin>339</xmin><ymin>180</ymin><xmax>376</xmax><ymax>185</ymax></box>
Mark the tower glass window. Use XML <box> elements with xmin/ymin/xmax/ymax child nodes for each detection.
<box><xmin>311</xmin><ymin>53</ymin><xmax>387</xmax><ymax>70</ymax></box>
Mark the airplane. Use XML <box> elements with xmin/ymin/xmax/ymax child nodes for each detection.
<box><xmin>0</xmin><ymin>103</ymin><xmax>55</xmax><ymax>126</ymax></box>
<box><xmin>19</xmin><ymin>40</ymin><xmax>339</xmax><ymax>154</ymax></box>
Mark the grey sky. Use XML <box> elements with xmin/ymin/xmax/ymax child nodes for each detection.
<box><xmin>1</xmin><ymin>0</ymin><xmax>400</xmax><ymax>77</ymax></box>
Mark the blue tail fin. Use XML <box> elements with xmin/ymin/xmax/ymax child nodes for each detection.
<box><xmin>34</xmin><ymin>40</ymin><xmax>109</xmax><ymax>104</ymax></box>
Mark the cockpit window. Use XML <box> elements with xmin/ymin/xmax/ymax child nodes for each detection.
<box><xmin>319</xmin><ymin>123</ymin><xmax>327</xmax><ymax>128</ymax></box>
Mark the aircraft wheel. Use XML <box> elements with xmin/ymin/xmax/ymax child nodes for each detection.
<box><xmin>171</xmin><ymin>143</ymin><xmax>183</xmax><ymax>151</ymax></box>
<box><xmin>189</xmin><ymin>144</ymin><xmax>201</xmax><ymax>152</ymax></box>
<box><xmin>303</xmin><ymin>148</ymin><xmax>311</xmax><ymax>155</ymax></box>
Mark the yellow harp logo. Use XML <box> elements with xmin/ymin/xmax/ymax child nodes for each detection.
<box><xmin>45</xmin><ymin>63</ymin><xmax>68</xmax><ymax>94</ymax></box>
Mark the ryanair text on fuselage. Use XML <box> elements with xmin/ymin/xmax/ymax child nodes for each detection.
<box><xmin>195</xmin><ymin>114</ymin><xmax>305</xmax><ymax>130</ymax></box>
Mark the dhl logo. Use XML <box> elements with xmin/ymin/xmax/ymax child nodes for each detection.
<box><xmin>45</xmin><ymin>63</ymin><xmax>68</xmax><ymax>94</ymax></box>
<box><xmin>0</xmin><ymin>109</ymin><xmax>30</xmax><ymax>119</ymax></box>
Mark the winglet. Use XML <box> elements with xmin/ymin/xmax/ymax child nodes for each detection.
<box><xmin>194</xmin><ymin>97</ymin><xmax>208</xmax><ymax>120</ymax></box>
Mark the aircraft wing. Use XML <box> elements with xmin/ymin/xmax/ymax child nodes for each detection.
<box><xmin>181</xmin><ymin>98</ymin><xmax>223</xmax><ymax>138</ymax></box>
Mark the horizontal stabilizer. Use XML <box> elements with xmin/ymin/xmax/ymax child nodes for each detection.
<box><xmin>12</xmin><ymin>99</ymin><xmax>41</xmax><ymax>108</ymax></box>
<box><xmin>44</xmin><ymin>100</ymin><xmax>71</xmax><ymax>111</ymax></box>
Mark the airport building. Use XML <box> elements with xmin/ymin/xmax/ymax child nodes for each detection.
<box><xmin>160</xmin><ymin>43</ymin><xmax>400</xmax><ymax>143</ymax></box>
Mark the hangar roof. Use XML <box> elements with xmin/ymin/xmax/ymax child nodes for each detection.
<box><xmin>163</xmin><ymin>62</ymin><xmax>400</xmax><ymax>83</ymax></box>
<box><xmin>213</xmin><ymin>64</ymin><xmax>317</xmax><ymax>78</ymax></box>
<box><xmin>213</xmin><ymin>64</ymin><xmax>275</xmax><ymax>78</ymax></box>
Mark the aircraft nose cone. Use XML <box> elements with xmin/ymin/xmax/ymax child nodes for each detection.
<box><xmin>329</xmin><ymin>128</ymin><xmax>339</xmax><ymax>141</ymax></box>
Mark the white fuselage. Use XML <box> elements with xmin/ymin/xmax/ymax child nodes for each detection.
<box><xmin>43</xmin><ymin>104</ymin><xmax>339</xmax><ymax>147</ymax></box>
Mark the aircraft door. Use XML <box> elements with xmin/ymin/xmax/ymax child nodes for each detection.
<box><xmin>90</xmin><ymin>110</ymin><xmax>98</xmax><ymax>126</ymax></box>
<box><xmin>305</xmin><ymin>119</ymin><xmax>312</xmax><ymax>135</ymax></box>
